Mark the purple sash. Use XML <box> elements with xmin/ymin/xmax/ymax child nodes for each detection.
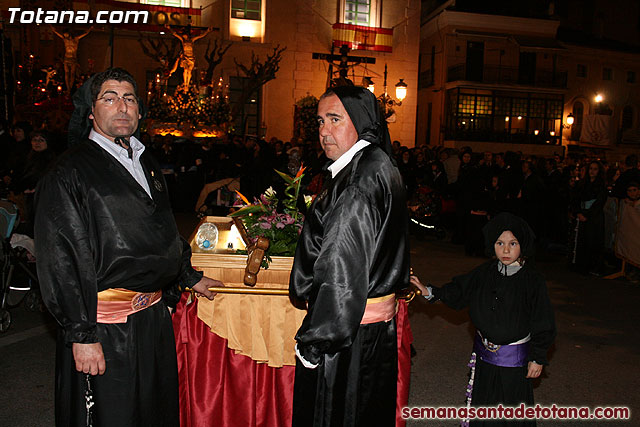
<box><xmin>473</xmin><ymin>333</ymin><xmax>529</xmax><ymax>368</ymax></box>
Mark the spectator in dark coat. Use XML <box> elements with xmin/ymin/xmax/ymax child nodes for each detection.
<box><xmin>612</xmin><ymin>154</ymin><xmax>640</xmax><ymax>199</ymax></box>
<box><xmin>570</xmin><ymin>161</ymin><xmax>607</xmax><ymax>275</ymax></box>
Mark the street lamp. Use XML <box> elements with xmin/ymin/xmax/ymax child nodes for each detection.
<box><xmin>562</xmin><ymin>112</ymin><xmax>574</xmax><ymax>129</ymax></box>
<box><xmin>363</xmin><ymin>76</ymin><xmax>375</xmax><ymax>93</ymax></box>
<box><xmin>377</xmin><ymin>64</ymin><xmax>407</xmax><ymax>120</ymax></box>
<box><xmin>395</xmin><ymin>79</ymin><xmax>407</xmax><ymax>102</ymax></box>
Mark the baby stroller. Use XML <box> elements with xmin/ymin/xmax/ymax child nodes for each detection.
<box><xmin>407</xmin><ymin>185</ymin><xmax>448</xmax><ymax>240</ymax></box>
<box><xmin>1</xmin><ymin>200</ymin><xmax>42</xmax><ymax>332</ymax></box>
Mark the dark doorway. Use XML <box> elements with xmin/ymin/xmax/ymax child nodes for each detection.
<box><xmin>518</xmin><ymin>52</ymin><xmax>536</xmax><ymax>85</ymax></box>
<box><xmin>465</xmin><ymin>42</ymin><xmax>484</xmax><ymax>82</ymax></box>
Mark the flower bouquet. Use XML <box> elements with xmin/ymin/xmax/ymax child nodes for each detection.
<box><xmin>229</xmin><ymin>166</ymin><xmax>311</xmax><ymax>267</ymax></box>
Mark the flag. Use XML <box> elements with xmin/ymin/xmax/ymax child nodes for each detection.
<box><xmin>332</xmin><ymin>23</ymin><xmax>393</xmax><ymax>53</ymax></box>
<box><xmin>580</xmin><ymin>114</ymin><xmax>611</xmax><ymax>145</ymax></box>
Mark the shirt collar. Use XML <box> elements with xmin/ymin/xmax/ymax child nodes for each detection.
<box><xmin>327</xmin><ymin>139</ymin><xmax>370</xmax><ymax>178</ymax></box>
<box><xmin>89</xmin><ymin>129</ymin><xmax>145</xmax><ymax>161</ymax></box>
<box><xmin>497</xmin><ymin>260</ymin><xmax>523</xmax><ymax>276</ymax></box>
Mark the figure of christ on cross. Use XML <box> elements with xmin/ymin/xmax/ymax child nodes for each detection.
<box><xmin>312</xmin><ymin>44</ymin><xmax>376</xmax><ymax>87</ymax></box>
<box><xmin>50</xmin><ymin>25</ymin><xmax>93</xmax><ymax>94</ymax></box>
<box><xmin>165</xmin><ymin>24</ymin><xmax>213</xmax><ymax>90</ymax></box>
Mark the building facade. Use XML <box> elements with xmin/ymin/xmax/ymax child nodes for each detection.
<box><xmin>417</xmin><ymin>0</ymin><xmax>640</xmax><ymax>158</ymax></box>
<box><xmin>1</xmin><ymin>0</ymin><xmax>420</xmax><ymax>145</ymax></box>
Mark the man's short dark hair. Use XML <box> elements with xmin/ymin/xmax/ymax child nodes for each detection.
<box><xmin>90</xmin><ymin>67</ymin><xmax>138</xmax><ymax>105</ymax></box>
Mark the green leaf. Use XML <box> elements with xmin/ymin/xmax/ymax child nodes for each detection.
<box><xmin>228</xmin><ymin>205</ymin><xmax>267</xmax><ymax>217</ymax></box>
<box><xmin>275</xmin><ymin>169</ymin><xmax>294</xmax><ymax>185</ymax></box>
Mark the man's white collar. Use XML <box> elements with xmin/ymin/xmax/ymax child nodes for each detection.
<box><xmin>327</xmin><ymin>139</ymin><xmax>370</xmax><ymax>178</ymax></box>
<box><xmin>89</xmin><ymin>129</ymin><xmax>144</xmax><ymax>159</ymax></box>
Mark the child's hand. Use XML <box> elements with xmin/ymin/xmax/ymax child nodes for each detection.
<box><xmin>526</xmin><ymin>361</ymin><xmax>543</xmax><ymax>378</ymax></box>
<box><xmin>410</xmin><ymin>275</ymin><xmax>431</xmax><ymax>298</ymax></box>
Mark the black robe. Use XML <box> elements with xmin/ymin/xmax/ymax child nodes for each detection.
<box><xmin>432</xmin><ymin>260</ymin><xmax>556</xmax><ymax>426</ymax></box>
<box><xmin>35</xmin><ymin>139</ymin><xmax>203</xmax><ymax>427</ymax></box>
<box><xmin>570</xmin><ymin>178</ymin><xmax>606</xmax><ymax>273</ymax></box>
<box><xmin>289</xmin><ymin>144</ymin><xmax>410</xmax><ymax>427</ymax></box>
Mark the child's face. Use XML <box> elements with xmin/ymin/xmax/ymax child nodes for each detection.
<box><xmin>627</xmin><ymin>186</ymin><xmax>639</xmax><ymax>201</ymax></box>
<box><xmin>494</xmin><ymin>230</ymin><xmax>521</xmax><ymax>265</ymax></box>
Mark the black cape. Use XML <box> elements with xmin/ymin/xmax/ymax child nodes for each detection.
<box><xmin>432</xmin><ymin>260</ymin><xmax>556</xmax><ymax>426</ymax></box>
<box><xmin>35</xmin><ymin>139</ymin><xmax>203</xmax><ymax>426</ymax></box>
<box><xmin>289</xmin><ymin>143</ymin><xmax>410</xmax><ymax>426</ymax></box>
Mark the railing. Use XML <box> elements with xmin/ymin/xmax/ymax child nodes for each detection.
<box><xmin>447</xmin><ymin>64</ymin><xmax>567</xmax><ymax>88</ymax></box>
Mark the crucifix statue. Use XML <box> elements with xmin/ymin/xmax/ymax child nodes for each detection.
<box><xmin>165</xmin><ymin>24</ymin><xmax>213</xmax><ymax>90</ymax></box>
<box><xmin>50</xmin><ymin>25</ymin><xmax>93</xmax><ymax>94</ymax></box>
<box><xmin>312</xmin><ymin>44</ymin><xmax>375</xmax><ymax>87</ymax></box>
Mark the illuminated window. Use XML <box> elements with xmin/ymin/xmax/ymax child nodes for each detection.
<box><xmin>458</xmin><ymin>95</ymin><xmax>475</xmax><ymax>114</ymax></box>
<box><xmin>345</xmin><ymin>0</ymin><xmax>370</xmax><ymax>26</ymax></box>
<box><xmin>341</xmin><ymin>0</ymin><xmax>379</xmax><ymax>27</ymax></box>
<box><xmin>232</xmin><ymin>0</ymin><xmax>261</xmax><ymax>20</ymax></box>
<box><xmin>142</xmin><ymin>0</ymin><xmax>188</xmax><ymax>7</ymax></box>
<box><xmin>476</xmin><ymin>96</ymin><xmax>492</xmax><ymax>115</ymax></box>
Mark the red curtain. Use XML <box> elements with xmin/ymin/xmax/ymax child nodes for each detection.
<box><xmin>173</xmin><ymin>294</ymin><xmax>413</xmax><ymax>427</ymax></box>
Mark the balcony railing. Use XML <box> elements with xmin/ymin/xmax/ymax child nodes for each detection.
<box><xmin>447</xmin><ymin>64</ymin><xmax>567</xmax><ymax>89</ymax></box>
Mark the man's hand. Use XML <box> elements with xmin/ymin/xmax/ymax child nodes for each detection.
<box><xmin>526</xmin><ymin>361</ymin><xmax>543</xmax><ymax>378</ymax></box>
<box><xmin>577</xmin><ymin>213</ymin><xmax>587</xmax><ymax>222</ymax></box>
<box><xmin>192</xmin><ymin>276</ymin><xmax>224</xmax><ymax>300</ymax></box>
<box><xmin>72</xmin><ymin>342</ymin><xmax>106</xmax><ymax>376</ymax></box>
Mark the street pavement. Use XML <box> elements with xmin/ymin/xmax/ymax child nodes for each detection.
<box><xmin>1</xmin><ymin>214</ymin><xmax>638</xmax><ymax>426</ymax></box>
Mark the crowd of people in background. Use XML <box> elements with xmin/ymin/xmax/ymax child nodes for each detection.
<box><xmin>1</xmin><ymin>117</ymin><xmax>639</xmax><ymax>279</ymax></box>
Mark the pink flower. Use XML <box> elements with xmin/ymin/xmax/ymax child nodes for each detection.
<box><xmin>282</xmin><ymin>214</ymin><xmax>295</xmax><ymax>225</ymax></box>
<box><xmin>259</xmin><ymin>222</ymin><xmax>271</xmax><ymax>229</ymax></box>
<box><xmin>275</xmin><ymin>222</ymin><xmax>285</xmax><ymax>229</ymax></box>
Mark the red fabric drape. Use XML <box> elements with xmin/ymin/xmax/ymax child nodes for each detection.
<box><xmin>173</xmin><ymin>294</ymin><xmax>413</xmax><ymax>427</ymax></box>
<box><xmin>396</xmin><ymin>300</ymin><xmax>413</xmax><ymax>427</ymax></box>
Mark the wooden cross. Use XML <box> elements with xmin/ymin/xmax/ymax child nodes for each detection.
<box><xmin>312</xmin><ymin>44</ymin><xmax>375</xmax><ymax>87</ymax></box>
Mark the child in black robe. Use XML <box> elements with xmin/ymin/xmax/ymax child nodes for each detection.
<box><xmin>412</xmin><ymin>212</ymin><xmax>556</xmax><ymax>426</ymax></box>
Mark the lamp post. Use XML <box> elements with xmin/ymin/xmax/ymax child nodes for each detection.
<box><xmin>375</xmin><ymin>64</ymin><xmax>407</xmax><ymax>121</ymax></box>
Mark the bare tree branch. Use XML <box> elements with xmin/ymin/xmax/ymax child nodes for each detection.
<box><xmin>138</xmin><ymin>35</ymin><xmax>180</xmax><ymax>77</ymax></box>
<box><xmin>203</xmin><ymin>38</ymin><xmax>232</xmax><ymax>86</ymax></box>
<box><xmin>232</xmin><ymin>45</ymin><xmax>286</xmax><ymax>122</ymax></box>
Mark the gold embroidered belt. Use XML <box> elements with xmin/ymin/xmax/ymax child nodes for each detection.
<box><xmin>97</xmin><ymin>288</ymin><xmax>162</xmax><ymax>324</ymax></box>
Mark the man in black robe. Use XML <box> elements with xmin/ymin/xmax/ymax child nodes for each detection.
<box><xmin>35</xmin><ymin>67</ymin><xmax>222</xmax><ymax>427</ymax></box>
<box><xmin>289</xmin><ymin>86</ymin><xmax>410</xmax><ymax>426</ymax></box>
